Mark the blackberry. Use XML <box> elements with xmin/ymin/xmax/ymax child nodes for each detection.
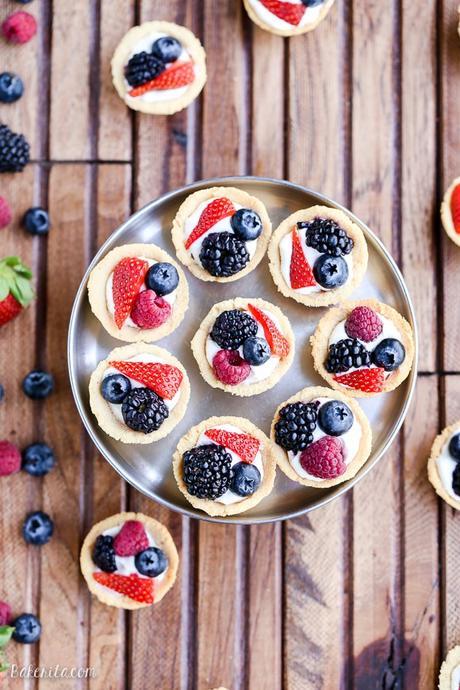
<box><xmin>122</xmin><ymin>387</ymin><xmax>168</xmax><ymax>434</ymax></box>
<box><xmin>182</xmin><ymin>444</ymin><xmax>232</xmax><ymax>500</ymax></box>
<box><xmin>93</xmin><ymin>535</ymin><xmax>117</xmax><ymax>573</ymax></box>
<box><xmin>453</xmin><ymin>463</ymin><xmax>460</xmax><ymax>497</ymax></box>
<box><xmin>199</xmin><ymin>232</ymin><xmax>250</xmax><ymax>278</ymax></box>
<box><xmin>325</xmin><ymin>338</ymin><xmax>371</xmax><ymax>374</ymax></box>
<box><xmin>124</xmin><ymin>51</ymin><xmax>165</xmax><ymax>87</ymax></box>
<box><xmin>299</xmin><ymin>217</ymin><xmax>354</xmax><ymax>257</ymax></box>
<box><xmin>275</xmin><ymin>401</ymin><xmax>319</xmax><ymax>453</ymax></box>
<box><xmin>211</xmin><ymin>309</ymin><xmax>258</xmax><ymax>350</ymax></box>
<box><xmin>0</xmin><ymin>123</ymin><xmax>30</xmax><ymax>173</ymax></box>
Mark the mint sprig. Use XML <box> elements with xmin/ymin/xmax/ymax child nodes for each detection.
<box><xmin>0</xmin><ymin>256</ymin><xmax>35</xmax><ymax>308</ymax></box>
<box><xmin>0</xmin><ymin>625</ymin><xmax>15</xmax><ymax>673</ymax></box>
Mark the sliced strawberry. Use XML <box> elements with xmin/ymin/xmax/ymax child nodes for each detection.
<box><xmin>184</xmin><ymin>197</ymin><xmax>235</xmax><ymax>250</ymax></box>
<box><xmin>129</xmin><ymin>61</ymin><xmax>195</xmax><ymax>97</ymax></box>
<box><xmin>290</xmin><ymin>228</ymin><xmax>316</xmax><ymax>289</ymax></box>
<box><xmin>93</xmin><ymin>572</ymin><xmax>154</xmax><ymax>604</ymax></box>
<box><xmin>333</xmin><ymin>367</ymin><xmax>385</xmax><ymax>393</ymax></box>
<box><xmin>112</xmin><ymin>257</ymin><xmax>148</xmax><ymax>329</ymax></box>
<box><xmin>247</xmin><ymin>303</ymin><xmax>290</xmax><ymax>358</ymax></box>
<box><xmin>450</xmin><ymin>184</ymin><xmax>460</xmax><ymax>234</ymax></box>
<box><xmin>205</xmin><ymin>428</ymin><xmax>260</xmax><ymax>463</ymax></box>
<box><xmin>110</xmin><ymin>360</ymin><xmax>183</xmax><ymax>400</ymax></box>
<box><xmin>259</xmin><ymin>0</ymin><xmax>306</xmax><ymax>25</ymax></box>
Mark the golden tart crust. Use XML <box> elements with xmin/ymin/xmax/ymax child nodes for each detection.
<box><xmin>441</xmin><ymin>177</ymin><xmax>460</xmax><ymax>247</ymax></box>
<box><xmin>427</xmin><ymin>421</ymin><xmax>460</xmax><ymax>510</ymax></box>
<box><xmin>242</xmin><ymin>0</ymin><xmax>336</xmax><ymax>37</ymax></box>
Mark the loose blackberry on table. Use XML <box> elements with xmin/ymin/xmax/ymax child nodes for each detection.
<box><xmin>182</xmin><ymin>444</ymin><xmax>232</xmax><ymax>500</ymax></box>
<box><xmin>325</xmin><ymin>338</ymin><xmax>371</xmax><ymax>374</ymax></box>
<box><xmin>0</xmin><ymin>123</ymin><xmax>30</xmax><ymax>173</ymax></box>
<box><xmin>300</xmin><ymin>216</ymin><xmax>354</xmax><ymax>257</ymax></box>
<box><xmin>211</xmin><ymin>308</ymin><xmax>258</xmax><ymax>350</ymax></box>
<box><xmin>121</xmin><ymin>387</ymin><xmax>168</xmax><ymax>434</ymax></box>
<box><xmin>199</xmin><ymin>231</ymin><xmax>250</xmax><ymax>278</ymax></box>
<box><xmin>275</xmin><ymin>401</ymin><xmax>319</xmax><ymax>453</ymax></box>
<box><xmin>125</xmin><ymin>51</ymin><xmax>165</xmax><ymax>87</ymax></box>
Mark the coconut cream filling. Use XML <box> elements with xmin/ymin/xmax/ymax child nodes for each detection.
<box><xmin>436</xmin><ymin>436</ymin><xmax>460</xmax><ymax>502</ymax></box>
<box><xmin>450</xmin><ymin>665</ymin><xmax>460</xmax><ymax>690</ymax></box>
<box><xmin>247</xmin><ymin>0</ymin><xmax>325</xmax><ymax>30</ymax></box>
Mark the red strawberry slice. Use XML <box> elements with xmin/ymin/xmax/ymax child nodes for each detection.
<box><xmin>333</xmin><ymin>367</ymin><xmax>385</xmax><ymax>393</ymax></box>
<box><xmin>129</xmin><ymin>61</ymin><xmax>195</xmax><ymax>97</ymax></box>
<box><xmin>451</xmin><ymin>184</ymin><xmax>460</xmax><ymax>234</ymax></box>
<box><xmin>110</xmin><ymin>360</ymin><xmax>183</xmax><ymax>400</ymax></box>
<box><xmin>259</xmin><ymin>0</ymin><xmax>306</xmax><ymax>26</ymax></box>
<box><xmin>93</xmin><ymin>572</ymin><xmax>154</xmax><ymax>604</ymax></box>
<box><xmin>112</xmin><ymin>257</ymin><xmax>149</xmax><ymax>329</ymax></box>
<box><xmin>205</xmin><ymin>428</ymin><xmax>260</xmax><ymax>463</ymax></box>
<box><xmin>184</xmin><ymin>197</ymin><xmax>235</xmax><ymax>250</ymax></box>
<box><xmin>289</xmin><ymin>228</ymin><xmax>316</xmax><ymax>289</ymax></box>
<box><xmin>247</xmin><ymin>303</ymin><xmax>290</xmax><ymax>358</ymax></box>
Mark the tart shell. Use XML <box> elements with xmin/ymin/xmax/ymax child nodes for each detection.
<box><xmin>89</xmin><ymin>342</ymin><xmax>190</xmax><ymax>444</ymax></box>
<box><xmin>268</xmin><ymin>205</ymin><xmax>368</xmax><ymax>307</ymax></box>
<box><xmin>310</xmin><ymin>299</ymin><xmax>415</xmax><ymax>398</ymax></box>
<box><xmin>172</xmin><ymin>186</ymin><xmax>272</xmax><ymax>283</ymax></box>
<box><xmin>172</xmin><ymin>416</ymin><xmax>279</xmax><ymax>517</ymax></box>
<box><xmin>427</xmin><ymin>421</ymin><xmax>460</xmax><ymax>510</ymax></box>
<box><xmin>80</xmin><ymin>512</ymin><xmax>179</xmax><ymax>610</ymax></box>
<box><xmin>438</xmin><ymin>645</ymin><xmax>460</xmax><ymax>689</ymax></box>
<box><xmin>270</xmin><ymin>386</ymin><xmax>372</xmax><ymax>488</ymax></box>
<box><xmin>191</xmin><ymin>297</ymin><xmax>295</xmax><ymax>397</ymax></box>
<box><xmin>441</xmin><ymin>176</ymin><xmax>460</xmax><ymax>247</ymax></box>
<box><xmin>242</xmin><ymin>0</ymin><xmax>336</xmax><ymax>37</ymax></box>
<box><xmin>87</xmin><ymin>243</ymin><xmax>189</xmax><ymax>343</ymax></box>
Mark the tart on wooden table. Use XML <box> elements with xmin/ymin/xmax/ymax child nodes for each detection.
<box><xmin>428</xmin><ymin>421</ymin><xmax>460</xmax><ymax>510</ymax></box>
<box><xmin>438</xmin><ymin>645</ymin><xmax>460</xmax><ymax>690</ymax></box>
<box><xmin>80</xmin><ymin>512</ymin><xmax>179</xmax><ymax>609</ymax></box>
<box><xmin>242</xmin><ymin>0</ymin><xmax>336</xmax><ymax>37</ymax></box>
<box><xmin>172</xmin><ymin>187</ymin><xmax>272</xmax><ymax>282</ymax></box>
<box><xmin>87</xmin><ymin>243</ymin><xmax>188</xmax><ymax>343</ymax></box>
<box><xmin>271</xmin><ymin>386</ymin><xmax>372</xmax><ymax>488</ymax></box>
<box><xmin>268</xmin><ymin>206</ymin><xmax>368</xmax><ymax>307</ymax></box>
<box><xmin>191</xmin><ymin>297</ymin><xmax>294</xmax><ymax>396</ymax></box>
<box><xmin>89</xmin><ymin>343</ymin><xmax>190</xmax><ymax>444</ymax></box>
<box><xmin>310</xmin><ymin>300</ymin><xmax>415</xmax><ymax>397</ymax></box>
<box><xmin>441</xmin><ymin>176</ymin><xmax>460</xmax><ymax>247</ymax></box>
<box><xmin>173</xmin><ymin>416</ymin><xmax>278</xmax><ymax>517</ymax></box>
<box><xmin>111</xmin><ymin>21</ymin><xmax>206</xmax><ymax>115</ymax></box>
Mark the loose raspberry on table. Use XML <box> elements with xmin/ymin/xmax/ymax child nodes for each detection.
<box><xmin>0</xmin><ymin>600</ymin><xmax>11</xmax><ymax>626</ymax></box>
<box><xmin>2</xmin><ymin>11</ymin><xmax>37</xmax><ymax>45</ymax></box>
<box><xmin>0</xmin><ymin>440</ymin><xmax>21</xmax><ymax>476</ymax></box>
<box><xmin>0</xmin><ymin>197</ymin><xmax>12</xmax><ymax>229</ymax></box>
<box><xmin>345</xmin><ymin>306</ymin><xmax>383</xmax><ymax>343</ymax></box>
<box><xmin>299</xmin><ymin>436</ymin><xmax>346</xmax><ymax>479</ymax></box>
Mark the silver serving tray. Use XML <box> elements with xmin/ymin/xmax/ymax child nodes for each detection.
<box><xmin>68</xmin><ymin>176</ymin><xmax>418</xmax><ymax>525</ymax></box>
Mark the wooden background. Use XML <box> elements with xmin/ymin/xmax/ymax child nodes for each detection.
<box><xmin>0</xmin><ymin>0</ymin><xmax>458</xmax><ymax>688</ymax></box>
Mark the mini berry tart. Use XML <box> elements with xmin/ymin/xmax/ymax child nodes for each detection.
<box><xmin>268</xmin><ymin>206</ymin><xmax>368</xmax><ymax>307</ymax></box>
<box><xmin>439</xmin><ymin>646</ymin><xmax>460</xmax><ymax>690</ymax></box>
<box><xmin>191</xmin><ymin>297</ymin><xmax>294</xmax><ymax>396</ymax></box>
<box><xmin>271</xmin><ymin>386</ymin><xmax>371</xmax><ymax>488</ymax></box>
<box><xmin>111</xmin><ymin>21</ymin><xmax>206</xmax><ymax>115</ymax></box>
<box><xmin>441</xmin><ymin>176</ymin><xmax>460</xmax><ymax>247</ymax></box>
<box><xmin>427</xmin><ymin>421</ymin><xmax>460</xmax><ymax>510</ymax></box>
<box><xmin>243</xmin><ymin>0</ymin><xmax>336</xmax><ymax>37</ymax></box>
<box><xmin>87</xmin><ymin>243</ymin><xmax>188</xmax><ymax>343</ymax></box>
<box><xmin>172</xmin><ymin>187</ymin><xmax>272</xmax><ymax>282</ymax></box>
<box><xmin>310</xmin><ymin>299</ymin><xmax>415</xmax><ymax>398</ymax></box>
<box><xmin>172</xmin><ymin>416</ymin><xmax>277</xmax><ymax>517</ymax></box>
<box><xmin>80</xmin><ymin>512</ymin><xmax>179</xmax><ymax>609</ymax></box>
<box><xmin>89</xmin><ymin>343</ymin><xmax>190</xmax><ymax>444</ymax></box>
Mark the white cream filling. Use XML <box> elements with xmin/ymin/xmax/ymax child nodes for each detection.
<box><xmin>436</xmin><ymin>436</ymin><xmax>460</xmax><ymax>502</ymax></box>
<box><xmin>451</xmin><ymin>665</ymin><xmax>460</xmax><ymax>690</ymax></box>
<box><xmin>247</xmin><ymin>0</ymin><xmax>325</xmax><ymax>31</ymax></box>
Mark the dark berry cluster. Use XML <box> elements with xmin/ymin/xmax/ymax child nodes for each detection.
<box><xmin>0</xmin><ymin>123</ymin><xmax>30</xmax><ymax>173</ymax></box>
<box><xmin>121</xmin><ymin>387</ymin><xmax>169</xmax><ymax>434</ymax></box>
<box><xmin>93</xmin><ymin>535</ymin><xmax>117</xmax><ymax>573</ymax></box>
<box><xmin>182</xmin><ymin>444</ymin><xmax>232</xmax><ymax>500</ymax></box>
<box><xmin>275</xmin><ymin>401</ymin><xmax>319</xmax><ymax>453</ymax></box>
<box><xmin>124</xmin><ymin>36</ymin><xmax>183</xmax><ymax>88</ymax></box>
<box><xmin>325</xmin><ymin>338</ymin><xmax>371</xmax><ymax>374</ymax></box>
<box><xmin>211</xmin><ymin>309</ymin><xmax>258</xmax><ymax>350</ymax></box>
<box><xmin>300</xmin><ymin>217</ymin><xmax>354</xmax><ymax>257</ymax></box>
<box><xmin>199</xmin><ymin>232</ymin><xmax>250</xmax><ymax>278</ymax></box>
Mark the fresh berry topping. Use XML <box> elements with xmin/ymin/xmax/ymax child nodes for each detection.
<box><xmin>333</xmin><ymin>367</ymin><xmax>385</xmax><ymax>393</ymax></box>
<box><xmin>313</xmin><ymin>254</ymin><xmax>349</xmax><ymax>289</ymax></box>
<box><xmin>124</xmin><ymin>51</ymin><xmax>165</xmax><ymax>88</ymax></box>
<box><xmin>371</xmin><ymin>338</ymin><xmax>405</xmax><ymax>372</ymax></box>
<box><xmin>200</xmin><ymin>231</ymin><xmax>250</xmax><ymax>278</ymax></box>
<box><xmin>145</xmin><ymin>262</ymin><xmax>179</xmax><ymax>296</ymax></box>
<box><xmin>93</xmin><ymin>572</ymin><xmax>154</xmax><ymax>604</ymax></box>
<box><xmin>449</xmin><ymin>433</ymin><xmax>460</xmax><ymax>462</ymax></box>
<box><xmin>212</xmin><ymin>349</ymin><xmax>251</xmax><ymax>386</ymax></box>
<box><xmin>453</xmin><ymin>464</ymin><xmax>460</xmax><ymax>496</ymax></box>
<box><xmin>113</xmin><ymin>520</ymin><xmax>149</xmax><ymax>557</ymax></box>
<box><xmin>112</xmin><ymin>257</ymin><xmax>148</xmax><ymax>329</ymax></box>
<box><xmin>345</xmin><ymin>306</ymin><xmax>383</xmax><ymax>342</ymax></box>
<box><xmin>318</xmin><ymin>400</ymin><xmax>354</xmax><ymax>437</ymax></box>
<box><xmin>182</xmin><ymin>444</ymin><xmax>232</xmax><ymax>500</ymax></box>
<box><xmin>185</xmin><ymin>197</ymin><xmax>235</xmax><ymax>251</ymax></box>
<box><xmin>230</xmin><ymin>208</ymin><xmax>263</xmax><ymax>241</ymax></box>
<box><xmin>290</xmin><ymin>228</ymin><xmax>316</xmax><ymax>289</ymax></box>
<box><xmin>300</xmin><ymin>217</ymin><xmax>354</xmax><ymax>257</ymax></box>
<box><xmin>0</xmin><ymin>72</ymin><xmax>24</xmax><ymax>103</ymax></box>
<box><xmin>205</xmin><ymin>428</ymin><xmax>261</xmax><ymax>463</ymax></box>
<box><xmin>0</xmin><ymin>197</ymin><xmax>12</xmax><ymax>229</ymax></box>
<box><xmin>22</xmin><ymin>442</ymin><xmax>55</xmax><ymax>476</ymax></box>
<box><xmin>0</xmin><ymin>123</ymin><xmax>30</xmax><ymax>172</ymax></box>
<box><xmin>0</xmin><ymin>384</ymin><xmax>4</xmax><ymax>402</ymax></box>
<box><xmin>135</xmin><ymin>547</ymin><xmax>168</xmax><ymax>578</ymax></box>
<box><xmin>23</xmin><ymin>207</ymin><xmax>50</xmax><ymax>235</ymax></box>
<box><xmin>1</xmin><ymin>11</ymin><xmax>37</xmax><ymax>44</ymax></box>
<box><xmin>0</xmin><ymin>601</ymin><xmax>11</xmax><ymax>626</ymax></box>
<box><xmin>130</xmin><ymin>290</ymin><xmax>172</xmax><ymax>329</ymax></box>
<box><xmin>151</xmin><ymin>36</ymin><xmax>182</xmax><ymax>63</ymax></box>
<box><xmin>242</xmin><ymin>336</ymin><xmax>271</xmax><ymax>366</ymax></box>
<box><xmin>0</xmin><ymin>256</ymin><xmax>34</xmax><ymax>326</ymax></box>
<box><xmin>301</xmin><ymin>0</ymin><xmax>324</xmax><ymax>5</ymax></box>
<box><xmin>275</xmin><ymin>401</ymin><xmax>318</xmax><ymax>453</ymax></box>
<box><xmin>22</xmin><ymin>511</ymin><xmax>54</xmax><ymax>545</ymax></box>
<box><xmin>300</xmin><ymin>436</ymin><xmax>346</xmax><ymax>479</ymax></box>
<box><xmin>210</xmin><ymin>309</ymin><xmax>258</xmax><ymax>350</ymax></box>
<box><xmin>92</xmin><ymin>535</ymin><xmax>117</xmax><ymax>573</ymax></box>
<box><xmin>259</xmin><ymin>0</ymin><xmax>305</xmax><ymax>25</ymax></box>
<box><xmin>22</xmin><ymin>370</ymin><xmax>54</xmax><ymax>399</ymax></box>
<box><xmin>230</xmin><ymin>462</ymin><xmax>261</xmax><ymax>497</ymax></box>
<box><xmin>325</xmin><ymin>338</ymin><xmax>371</xmax><ymax>374</ymax></box>
<box><xmin>12</xmin><ymin>613</ymin><xmax>41</xmax><ymax>644</ymax></box>
<box><xmin>0</xmin><ymin>292</ymin><xmax>22</xmax><ymax>325</ymax></box>
<box><xmin>122</xmin><ymin>387</ymin><xmax>169</xmax><ymax>434</ymax></box>
<box><xmin>0</xmin><ymin>440</ymin><xmax>21</xmax><ymax>476</ymax></box>
<box><xmin>110</xmin><ymin>361</ymin><xmax>183</xmax><ymax>400</ymax></box>
<box><xmin>450</xmin><ymin>184</ymin><xmax>460</xmax><ymax>234</ymax></box>
<box><xmin>101</xmin><ymin>373</ymin><xmax>131</xmax><ymax>404</ymax></box>
<box><xmin>129</xmin><ymin>61</ymin><xmax>194</xmax><ymax>96</ymax></box>
<box><xmin>247</xmin><ymin>303</ymin><xmax>290</xmax><ymax>358</ymax></box>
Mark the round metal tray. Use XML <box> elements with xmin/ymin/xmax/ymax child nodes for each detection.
<box><xmin>68</xmin><ymin>176</ymin><xmax>418</xmax><ymax>525</ymax></box>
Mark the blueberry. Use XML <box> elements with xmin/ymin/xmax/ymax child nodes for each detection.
<box><xmin>12</xmin><ymin>613</ymin><xmax>41</xmax><ymax>644</ymax></box>
<box><xmin>449</xmin><ymin>433</ymin><xmax>460</xmax><ymax>461</ymax></box>
<box><xmin>230</xmin><ymin>208</ymin><xmax>263</xmax><ymax>242</ymax></box>
<box><xmin>318</xmin><ymin>400</ymin><xmax>354</xmax><ymax>437</ymax></box>
<box><xmin>135</xmin><ymin>547</ymin><xmax>168</xmax><ymax>577</ymax></box>
<box><xmin>151</xmin><ymin>36</ymin><xmax>182</xmax><ymax>63</ymax></box>
<box><xmin>22</xmin><ymin>370</ymin><xmax>54</xmax><ymax>399</ymax></box>
<box><xmin>23</xmin><ymin>207</ymin><xmax>50</xmax><ymax>236</ymax></box>
<box><xmin>0</xmin><ymin>73</ymin><xmax>24</xmax><ymax>104</ymax></box>
<box><xmin>145</xmin><ymin>262</ymin><xmax>179</xmax><ymax>296</ymax></box>
<box><xmin>22</xmin><ymin>443</ymin><xmax>55</xmax><ymax>476</ymax></box>
<box><xmin>22</xmin><ymin>511</ymin><xmax>54</xmax><ymax>546</ymax></box>
<box><xmin>230</xmin><ymin>462</ymin><xmax>261</xmax><ymax>497</ymax></box>
<box><xmin>301</xmin><ymin>0</ymin><xmax>323</xmax><ymax>6</ymax></box>
<box><xmin>101</xmin><ymin>374</ymin><xmax>131</xmax><ymax>404</ymax></box>
<box><xmin>0</xmin><ymin>384</ymin><xmax>4</xmax><ymax>402</ymax></box>
<box><xmin>371</xmin><ymin>338</ymin><xmax>405</xmax><ymax>372</ymax></box>
<box><xmin>242</xmin><ymin>336</ymin><xmax>271</xmax><ymax>366</ymax></box>
<box><xmin>313</xmin><ymin>254</ymin><xmax>349</xmax><ymax>289</ymax></box>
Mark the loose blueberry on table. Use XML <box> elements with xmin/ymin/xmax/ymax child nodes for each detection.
<box><xmin>22</xmin><ymin>510</ymin><xmax>54</xmax><ymax>546</ymax></box>
<box><xmin>22</xmin><ymin>369</ymin><xmax>54</xmax><ymax>399</ymax></box>
<box><xmin>23</xmin><ymin>207</ymin><xmax>50</xmax><ymax>235</ymax></box>
<box><xmin>0</xmin><ymin>72</ymin><xmax>24</xmax><ymax>103</ymax></box>
<box><xmin>12</xmin><ymin>613</ymin><xmax>41</xmax><ymax>644</ymax></box>
<box><xmin>22</xmin><ymin>442</ymin><xmax>55</xmax><ymax>476</ymax></box>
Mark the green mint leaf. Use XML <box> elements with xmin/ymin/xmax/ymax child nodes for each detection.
<box><xmin>0</xmin><ymin>626</ymin><xmax>14</xmax><ymax>648</ymax></box>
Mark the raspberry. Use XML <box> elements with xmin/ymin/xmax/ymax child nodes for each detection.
<box><xmin>345</xmin><ymin>306</ymin><xmax>383</xmax><ymax>343</ymax></box>
<box><xmin>113</xmin><ymin>520</ymin><xmax>149</xmax><ymax>557</ymax></box>
<box><xmin>0</xmin><ymin>601</ymin><xmax>11</xmax><ymax>626</ymax></box>
<box><xmin>0</xmin><ymin>440</ymin><xmax>21</xmax><ymax>476</ymax></box>
<box><xmin>299</xmin><ymin>436</ymin><xmax>346</xmax><ymax>479</ymax></box>
<box><xmin>130</xmin><ymin>290</ymin><xmax>172</xmax><ymax>329</ymax></box>
<box><xmin>2</xmin><ymin>11</ymin><xmax>37</xmax><ymax>44</ymax></box>
<box><xmin>212</xmin><ymin>349</ymin><xmax>251</xmax><ymax>386</ymax></box>
<box><xmin>0</xmin><ymin>197</ymin><xmax>12</xmax><ymax>229</ymax></box>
